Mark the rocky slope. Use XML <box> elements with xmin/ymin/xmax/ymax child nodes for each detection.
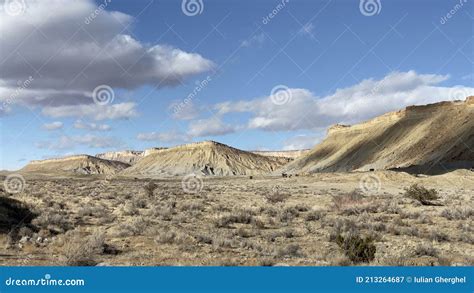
<box><xmin>251</xmin><ymin>150</ymin><xmax>310</xmax><ymax>160</ymax></box>
<box><xmin>281</xmin><ymin>97</ymin><xmax>474</xmax><ymax>174</ymax></box>
<box><xmin>122</xmin><ymin>141</ymin><xmax>289</xmax><ymax>176</ymax></box>
<box><xmin>96</xmin><ymin>150</ymin><xmax>144</xmax><ymax>165</ymax></box>
<box><xmin>21</xmin><ymin>155</ymin><xmax>130</xmax><ymax>175</ymax></box>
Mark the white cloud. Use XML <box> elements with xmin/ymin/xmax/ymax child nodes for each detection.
<box><xmin>241</xmin><ymin>33</ymin><xmax>266</xmax><ymax>47</ymax></box>
<box><xmin>187</xmin><ymin>117</ymin><xmax>238</xmax><ymax>137</ymax></box>
<box><xmin>36</xmin><ymin>134</ymin><xmax>120</xmax><ymax>150</ymax></box>
<box><xmin>214</xmin><ymin>71</ymin><xmax>474</xmax><ymax>132</ymax></box>
<box><xmin>42</xmin><ymin>121</ymin><xmax>63</xmax><ymax>131</ymax></box>
<box><xmin>168</xmin><ymin>100</ymin><xmax>201</xmax><ymax>120</ymax></box>
<box><xmin>73</xmin><ymin>120</ymin><xmax>111</xmax><ymax>131</ymax></box>
<box><xmin>42</xmin><ymin>103</ymin><xmax>138</xmax><ymax>120</ymax></box>
<box><xmin>282</xmin><ymin>133</ymin><xmax>324</xmax><ymax>150</ymax></box>
<box><xmin>137</xmin><ymin>131</ymin><xmax>191</xmax><ymax>143</ymax></box>
<box><xmin>0</xmin><ymin>0</ymin><xmax>213</xmax><ymax>117</ymax></box>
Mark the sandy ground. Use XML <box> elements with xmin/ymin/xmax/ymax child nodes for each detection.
<box><xmin>0</xmin><ymin>170</ymin><xmax>473</xmax><ymax>266</ymax></box>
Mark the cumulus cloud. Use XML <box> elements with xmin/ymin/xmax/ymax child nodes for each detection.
<box><xmin>42</xmin><ymin>121</ymin><xmax>63</xmax><ymax>131</ymax></box>
<box><xmin>282</xmin><ymin>133</ymin><xmax>325</xmax><ymax>150</ymax></box>
<box><xmin>137</xmin><ymin>117</ymin><xmax>238</xmax><ymax>143</ymax></box>
<box><xmin>0</xmin><ymin>0</ymin><xmax>213</xmax><ymax>117</ymax></box>
<box><xmin>241</xmin><ymin>33</ymin><xmax>266</xmax><ymax>48</ymax></box>
<box><xmin>214</xmin><ymin>71</ymin><xmax>474</xmax><ymax>132</ymax></box>
<box><xmin>187</xmin><ymin>117</ymin><xmax>238</xmax><ymax>137</ymax></box>
<box><xmin>168</xmin><ymin>100</ymin><xmax>201</xmax><ymax>120</ymax></box>
<box><xmin>36</xmin><ymin>135</ymin><xmax>120</xmax><ymax>150</ymax></box>
<box><xmin>73</xmin><ymin>120</ymin><xmax>111</xmax><ymax>131</ymax></box>
<box><xmin>137</xmin><ymin>131</ymin><xmax>191</xmax><ymax>143</ymax></box>
<box><xmin>42</xmin><ymin>103</ymin><xmax>138</xmax><ymax>120</ymax></box>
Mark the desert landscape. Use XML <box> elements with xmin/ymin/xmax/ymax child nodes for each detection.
<box><xmin>1</xmin><ymin>98</ymin><xmax>473</xmax><ymax>267</ymax></box>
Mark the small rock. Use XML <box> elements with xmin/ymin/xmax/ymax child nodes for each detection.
<box><xmin>19</xmin><ymin>236</ymin><xmax>30</xmax><ymax>244</ymax></box>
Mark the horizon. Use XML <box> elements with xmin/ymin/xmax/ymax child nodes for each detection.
<box><xmin>9</xmin><ymin>95</ymin><xmax>473</xmax><ymax>171</ymax></box>
<box><xmin>1</xmin><ymin>0</ymin><xmax>474</xmax><ymax>170</ymax></box>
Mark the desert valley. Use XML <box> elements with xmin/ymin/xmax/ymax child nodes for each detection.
<box><xmin>1</xmin><ymin>98</ymin><xmax>473</xmax><ymax>266</ymax></box>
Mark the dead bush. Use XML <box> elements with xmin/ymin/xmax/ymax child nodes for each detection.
<box><xmin>264</xmin><ymin>187</ymin><xmax>290</xmax><ymax>204</ymax></box>
<box><xmin>332</xmin><ymin>190</ymin><xmax>375</xmax><ymax>215</ymax></box>
<box><xmin>214</xmin><ymin>209</ymin><xmax>255</xmax><ymax>228</ymax></box>
<box><xmin>413</xmin><ymin>244</ymin><xmax>438</xmax><ymax>257</ymax></box>
<box><xmin>440</xmin><ymin>207</ymin><xmax>474</xmax><ymax>220</ymax></box>
<box><xmin>305</xmin><ymin>210</ymin><xmax>325</xmax><ymax>221</ymax></box>
<box><xmin>143</xmin><ymin>181</ymin><xmax>158</xmax><ymax>197</ymax></box>
<box><xmin>62</xmin><ymin>230</ymin><xmax>105</xmax><ymax>266</ymax></box>
<box><xmin>275</xmin><ymin>244</ymin><xmax>301</xmax><ymax>258</ymax></box>
<box><xmin>154</xmin><ymin>229</ymin><xmax>176</xmax><ymax>244</ymax></box>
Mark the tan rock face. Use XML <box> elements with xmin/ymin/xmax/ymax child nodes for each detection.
<box><xmin>96</xmin><ymin>151</ymin><xmax>144</xmax><ymax>165</ymax></box>
<box><xmin>21</xmin><ymin>155</ymin><xmax>130</xmax><ymax>175</ymax></box>
<box><xmin>251</xmin><ymin>150</ymin><xmax>310</xmax><ymax>160</ymax></box>
<box><xmin>281</xmin><ymin>97</ymin><xmax>474</xmax><ymax>174</ymax></box>
<box><xmin>122</xmin><ymin>141</ymin><xmax>289</xmax><ymax>176</ymax></box>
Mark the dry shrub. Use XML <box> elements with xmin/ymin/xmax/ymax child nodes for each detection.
<box><xmin>143</xmin><ymin>181</ymin><xmax>158</xmax><ymax>197</ymax></box>
<box><xmin>264</xmin><ymin>187</ymin><xmax>290</xmax><ymax>204</ymax></box>
<box><xmin>441</xmin><ymin>207</ymin><xmax>474</xmax><ymax>220</ymax></box>
<box><xmin>332</xmin><ymin>190</ymin><xmax>376</xmax><ymax>215</ymax></box>
<box><xmin>62</xmin><ymin>230</ymin><xmax>105</xmax><ymax>266</ymax></box>
<box><xmin>214</xmin><ymin>209</ymin><xmax>255</xmax><ymax>228</ymax></box>
<box><xmin>334</xmin><ymin>234</ymin><xmax>376</xmax><ymax>264</ymax></box>
<box><xmin>275</xmin><ymin>244</ymin><xmax>301</xmax><ymax>258</ymax></box>
<box><xmin>305</xmin><ymin>210</ymin><xmax>325</xmax><ymax>221</ymax></box>
<box><xmin>154</xmin><ymin>229</ymin><xmax>177</xmax><ymax>244</ymax></box>
<box><xmin>404</xmin><ymin>184</ymin><xmax>440</xmax><ymax>205</ymax></box>
<box><xmin>413</xmin><ymin>243</ymin><xmax>438</xmax><ymax>257</ymax></box>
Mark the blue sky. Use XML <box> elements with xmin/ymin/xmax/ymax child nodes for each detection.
<box><xmin>1</xmin><ymin>0</ymin><xmax>473</xmax><ymax>170</ymax></box>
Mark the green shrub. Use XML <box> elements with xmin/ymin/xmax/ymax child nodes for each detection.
<box><xmin>404</xmin><ymin>184</ymin><xmax>440</xmax><ymax>205</ymax></box>
<box><xmin>335</xmin><ymin>234</ymin><xmax>376</xmax><ymax>264</ymax></box>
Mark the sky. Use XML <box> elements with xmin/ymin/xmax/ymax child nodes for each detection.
<box><xmin>0</xmin><ymin>0</ymin><xmax>473</xmax><ymax>170</ymax></box>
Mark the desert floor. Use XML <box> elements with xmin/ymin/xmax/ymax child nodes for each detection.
<box><xmin>1</xmin><ymin>170</ymin><xmax>473</xmax><ymax>266</ymax></box>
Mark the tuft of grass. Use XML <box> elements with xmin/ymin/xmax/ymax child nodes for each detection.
<box><xmin>404</xmin><ymin>184</ymin><xmax>440</xmax><ymax>205</ymax></box>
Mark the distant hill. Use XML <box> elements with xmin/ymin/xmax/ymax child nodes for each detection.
<box><xmin>281</xmin><ymin>97</ymin><xmax>474</xmax><ymax>174</ymax></box>
<box><xmin>122</xmin><ymin>141</ymin><xmax>289</xmax><ymax>176</ymax></box>
<box><xmin>21</xmin><ymin>155</ymin><xmax>130</xmax><ymax>175</ymax></box>
<box><xmin>96</xmin><ymin>148</ymin><xmax>168</xmax><ymax>165</ymax></box>
<box><xmin>251</xmin><ymin>150</ymin><xmax>310</xmax><ymax>160</ymax></box>
<box><xmin>96</xmin><ymin>150</ymin><xmax>144</xmax><ymax>165</ymax></box>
